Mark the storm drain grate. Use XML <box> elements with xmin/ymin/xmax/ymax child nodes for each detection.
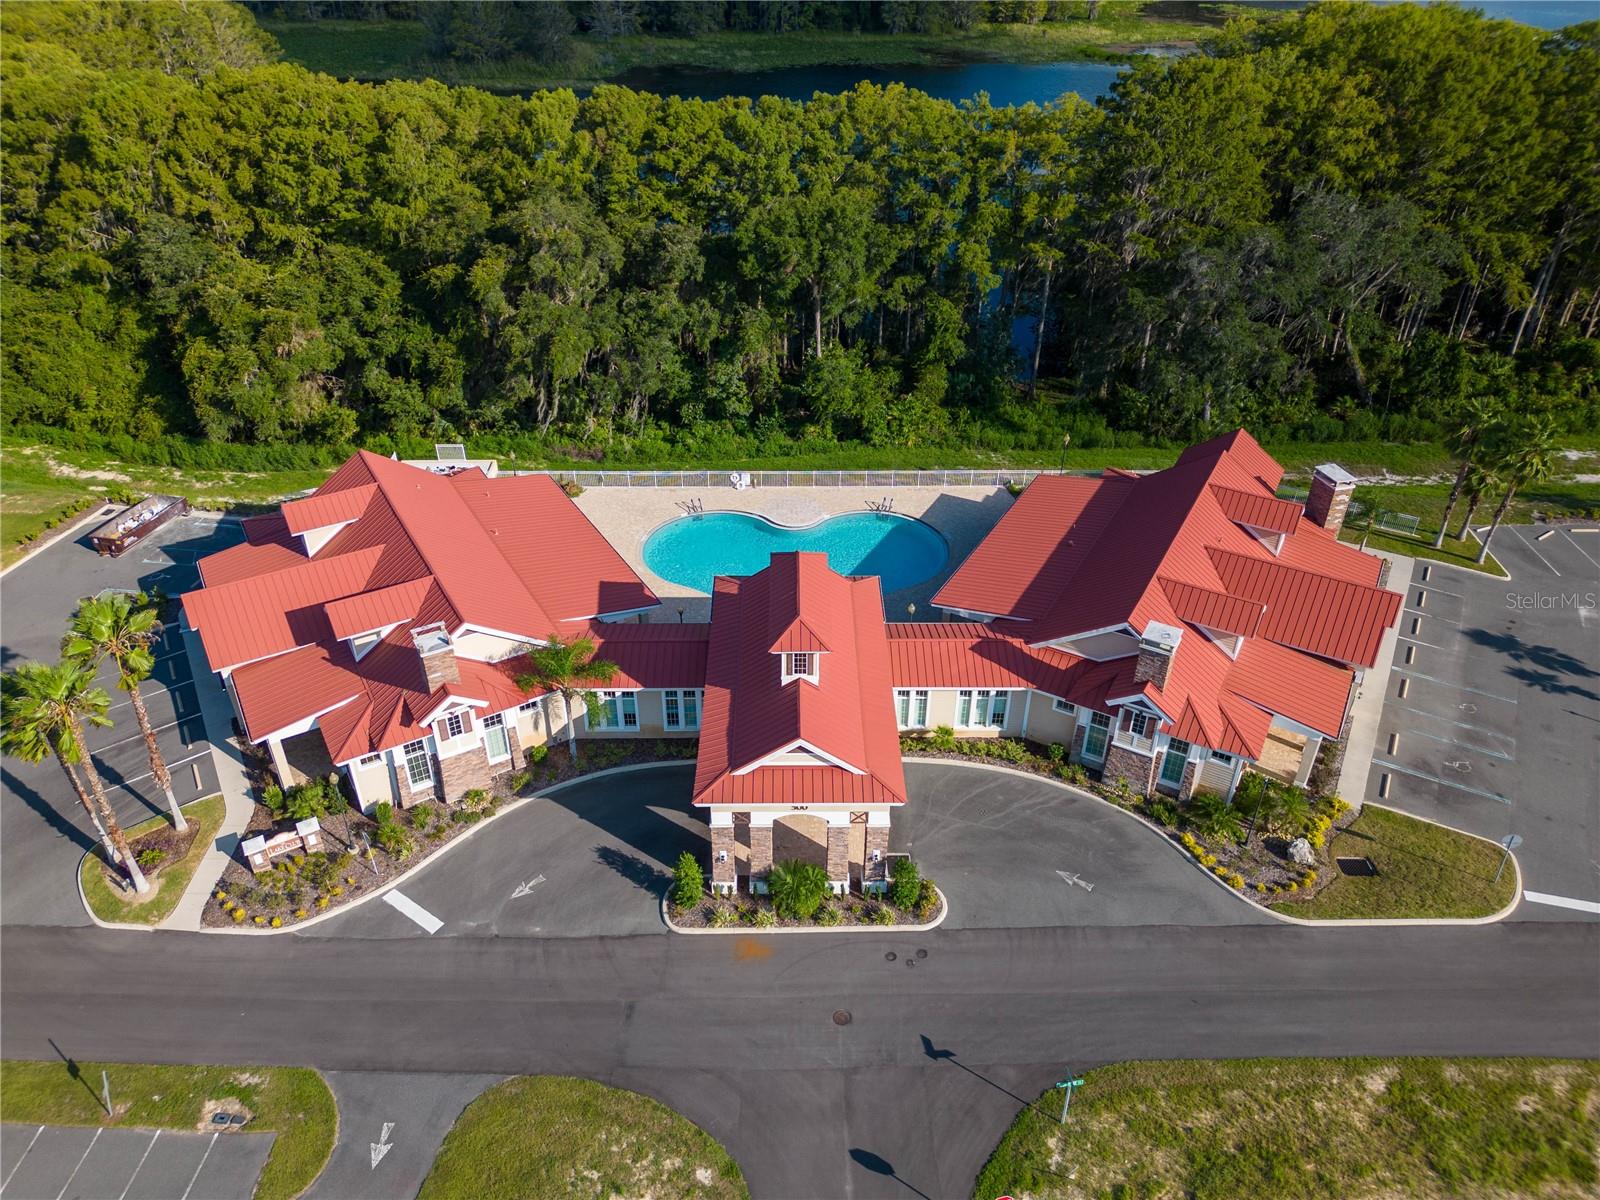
<box><xmin>833</xmin><ymin>1010</ymin><xmax>853</xmax><ymax>1026</ymax></box>
<box><xmin>1337</xmin><ymin>856</ymin><xmax>1379</xmax><ymax>877</ymax></box>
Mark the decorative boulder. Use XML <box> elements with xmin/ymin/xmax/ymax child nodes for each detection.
<box><xmin>1288</xmin><ymin>837</ymin><xmax>1315</xmax><ymax>866</ymax></box>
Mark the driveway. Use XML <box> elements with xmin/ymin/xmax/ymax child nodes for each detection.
<box><xmin>1366</xmin><ymin>525</ymin><xmax>1600</xmax><ymax>920</ymax></box>
<box><xmin>302</xmin><ymin>764</ymin><xmax>705</xmax><ymax>940</ymax></box>
<box><xmin>898</xmin><ymin>761</ymin><xmax>1269</xmax><ymax>928</ymax></box>
<box><xmin>0</xmin><ymin>513</ymin><xmax>243</xmax><ymax>926</ymax></box>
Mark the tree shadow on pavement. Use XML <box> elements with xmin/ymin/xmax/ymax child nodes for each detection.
<box><xmin>3</xmin><ymin>766</ymin><xmax>97</xmax><ymax>853</ymax></box>
<box><xmin>594</xmin><ymin>844</ymin><xmax>670</xmax><ymax>893</ymax></box>
<box><xmin>848</xmin><ymin>1149</ymin><xmax>931</xmax><ymax>1199</ymax></box>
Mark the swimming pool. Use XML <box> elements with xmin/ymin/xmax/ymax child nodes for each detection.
<box><xmin>642</xmin><ymin>510</ymin><xmax>948</xmax><ymax>596</ymax></box>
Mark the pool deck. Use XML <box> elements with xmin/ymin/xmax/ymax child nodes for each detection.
<box><xmin>573</xmin><ymin>484</ymin><xmax>1016</xmax><ymax>623</ymax></box>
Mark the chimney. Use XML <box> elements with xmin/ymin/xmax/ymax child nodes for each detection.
<box><xmin>1306</xmin><ymin>463</ymin><xmax>1357</xmax><ymax>535</ymax></box>
<box><xmin>411</xmin><ymin>622</ymin><xmax>459</xmax><ymax>691</ymax></box>
<box><xmin>1133</xmin><ymin>621</ymin><xmax>1182</xmax><ymax>691</ymax></box>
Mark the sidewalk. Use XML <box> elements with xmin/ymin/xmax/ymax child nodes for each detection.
<box><xmin>161</xmin><ymin>623</ymin><xmax>256</xmax><ymax>930</ymax></box>
<box><xmin>1337</xmin><ymin>548</ymin><xmax>1414</xmax><ymax>806</ymax></box>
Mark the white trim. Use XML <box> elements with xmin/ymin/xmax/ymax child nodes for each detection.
<box><xmin>415</xmin><ymin>693</ymin><xmax>491</xmax><ymax>726</ymax></box>
<box><xmin>213</xmin><ymin>641</ymin><xmax>317</xmax><ymax>677</ymax></box>
<box><xmin>401</xmin><ymin>737</ymin><xmax>435</xmax><ymax>791</ymax></box>
<box><xmin>481</xmin><ymin>712</ymin><xmax>512</xmax><ymax>764</ymax></box>
<box><xmin>1030</xmin><ymin>622</ymin><xmax>1135</xmax><ymax>650</ymax></box>
<box><xmin>457</xmin><ymin>622</ymin><xmax>546</xmax><ymax>646</ymax></box>
<box><xmin>579</xmin><ymin>604</ymin><xmax>661</xmax><ymax>623</ymax></box>
<box><xmin>1195</xmin><ymin>624</ymin><xmax>1244</xmax><ymax>659</ymax></box>
<box><xmin>733</xmin><ymin>738</ymin><xmax>864</xmax><ymax>775</ymax></box>
<box><xmin>1106</xmin><ymin>694</ymin><xmax>1173</xmax><ymax>722</ymax></box>
<box><xmin>779</xmin><ymin>651</ymin><xmax>821</xmax><ymax>686</ymax></box>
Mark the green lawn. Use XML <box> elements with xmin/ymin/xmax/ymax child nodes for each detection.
<box><xmin>417</xmin><ymin>1076</ymin><xmax>748</xmax><ymax>1200</ymax></box>
<box><xmin>975</xmin><ymin>1058</ymin><xmax>1600</xmax><ymax>1200</ymax></box>
<box><xmin>79</xmin><ymin>795</ymin><xmax>227</xmax><ymax>927</ymax></box>
<box><xmin>263</xmin><ymin>7</ymin><xmax>1234</xmax><ymax>91</ymax></box>
<box><xmin>1342</xmin><ymin>523</ymin><xmax>1508</xmax><ymax>578</ymax></box>
<box><xmin>0</xmin><ymin>1060</ymin><xmax>337</xmax><ymax>1200</ymax></box>
<box><xmin>1272</xmin><ymin>805</ymin><xmax>1518</xmax><ymax>920</ymax></box>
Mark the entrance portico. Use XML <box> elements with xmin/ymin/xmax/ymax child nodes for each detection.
<box><xmin>708</xmin><ymin>805</ymin><xmax>894</xmax><ymax>895</ymax></box>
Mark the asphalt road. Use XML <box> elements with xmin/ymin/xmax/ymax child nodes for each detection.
<box><xmin>1367</xmin><ymin>525</ymin><xmax>1600</xmax><ymax>919</ymax></box>
<box><xmin>0</xmin><ymin>514</ymin><xmax>241</xmax><ymax>926</ymax></box>
<box><xmin>3</xmin><ymin>921</ymin><xmax>1596</xmax><ymax>1199</ymax></box>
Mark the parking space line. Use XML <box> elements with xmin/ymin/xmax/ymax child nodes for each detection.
<box><xmin>1561</xmin><ymin>528</ymin><xmax>1600</xmax><ymax>571</ymax></box>
<box><xmin>118</xmin><ymin>1131</ymin><xmax>160</xmax><ymax>1200</ymax></box>
<box><xmin>1396</xmin><ymin>634</ymin><xmax>1447</xmax><ymax>650</ymax></box>
<box><xmin>1523</xmin><ymin>891</ymin><xmax>1600</xmax><ymax>915</ymax></box>
<box><xmin>1390</xmin><ymin>705</ymin><xmax>1516</xmax><ymax>744</ymax></box>
<box><xmin>1413</xmin><ymin>582</ymin><xmax>1465</xmax><ymax>598</ymax></box>
<box><xmin>1511</xmin><ymin>526</ymin><xmax>1561</xmax><ymax>575</ymax></box>
<box><xmin>178</xmin><ymin>1132</ymin><xmax>218</xmax><ymax>1200</ymax></box>
<box><xmin>383</xmin><ymin>889</ymin><xmax>444</xmax><ymax>934</ymax></box>
<box><xmin>1391</xmin><ymin>668</ymin><xmax>1519</xmax><ymax>704</ymax></box>
<box><xmin>1405</xmin><ymin>606</ymin><xmax>1459</xmax><ymax>625</ymax></box>
<box><xmin>1371</xmin><ymin>758</ymin><xmax>1511</xmax><ymax>804</ymax></box>
<box><xmin>1</xmin><ymin>1126</ymin><xmax>44</xmax><ymax>1193</ymax></box>
<box><xmin>104</xmin><ymin>750</ymin><xmax>209</xmax><ymax>795</ymax></box>
<box><xmin>55</xmin><ymin>1127</ymin><xmax>102</xmax><ymax>1200</ymax></box>
<box><xmin>1400</xmin><ymin>727</ymin><xmax>1515</xmax><ymax>762</ymax></box>
<box><xmin>94</xmin><ymin>717</ymin><xmax>183</xmax><ymax>754</ymax></box>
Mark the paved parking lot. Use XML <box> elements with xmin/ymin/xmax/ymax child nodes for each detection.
<box><xmin>0</xmin><ymin>1123</ymin><xmax>272</xmax><ymax>1200</ymax></box>
<box><xmin>1366</xmin><ymin>525</ymin><xmax>1600</xmax><ymax>920</ymax></box>
<box><xmin>898</xmin><ymin>762</ymin><xmax>1268</xmax><ymax>928</ymax></box>
<box><xmin>0</xmin><ymin>513</ymin><xmax>243</xmax><ymax>926</ymax></box>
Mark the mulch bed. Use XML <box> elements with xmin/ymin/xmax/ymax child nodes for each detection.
<box><xmin>89</xmin><ymin>813</ymin><xmax>203</xmax><ymax>891</ymax></box>
<box><xmin>667</xmin><ymin>888</ymin><xmax>944</xmax><ymax>931</ymax></box>
<box><xmin>201</xmin><ymin>740</ymin><xmax>696</xmax><ymax>929</ymax></box>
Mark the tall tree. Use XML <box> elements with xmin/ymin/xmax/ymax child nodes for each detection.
<box><xmin>2</xmin><ymin>662</ymin><xmax>149</xmax><ymax>893</ymax></box>
<box><xmin>514</xmin><ymin>633</ymin><xmax>619</xmax><ymax>763</ymax></box>
<box><xmin>64</xmin><ymin>592</ymin><xmax>186</xmax><ymax>832</ymax></box>
<box><xmin>1434</xmin><ymin>396</ymin><xmax>1502</xmax><ymax>548</ymax></box>
<box><xmin>1477</xmin><ymin>417</ymin><xmax>1560</xmax><ymax>564</ymax></box>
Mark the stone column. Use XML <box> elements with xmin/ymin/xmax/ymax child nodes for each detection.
<box><xmin>711</xmin><ymin>825</ymin><xmax>736</xmax><ymax>892</ymax></box>
<box><xmin>1178</xmin><ymin>756</ymin><xmax>1201</xmax><ymax>802</ymax></box>
<box><xmin>749</xmin><ymin>823</ymin><xmax>773</xmax><ymax>878</ymax></box>
<box><xmin>864</xmin><ymin>826</ymin><xmax>890</xmax><ymax>886</ymax></box>
<box><xmin>826</xmin><ymin>826</ymin><xmax>850</xmax><ymax>885</ymax></box>
<box><xmin>1102</xmin><ymin>741</ymin><xmax>1157</xmax><ymax>797</ymax></box>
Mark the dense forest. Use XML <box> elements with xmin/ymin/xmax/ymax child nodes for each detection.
<box><xmin>2</xmin><ymin>1</ymin><xmax>1597</xmax><ymax>467</ymax></box>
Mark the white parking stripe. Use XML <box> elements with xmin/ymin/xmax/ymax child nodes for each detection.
<box><xmin>383</xmin><ymin>889</ymin><xmax>444</xmax><ymax>934</ymax></box>
<box><xmin>1405</xmin><ymin>607</ymin><xmax>1459</xmax><ymax>625</ymax></box>
<box><xmin>1396</xmin><ymin>634</ymin><xmax>1447</xmax><ymax>650</ymax></box>
<box><xmin>1391</xmin><ymin>704</ymin><xmax>1516</xmax><ymax>744</ymax></box>
<box><xmin>93</xmin><ymin>718</ymin><xmax>183</xmax><ymax>754</ymax></box>
<box><xmin>118</xmin><ymin>1131</ymin><xmax>160</xmax><ymax>1200</ymax></box>
<box><xmin>1371</xmin><ymin>758</ymin><xmax>1512</xmax><ymax>805</ymax></box>
<box><xmin>1</xmin><ymin>1126</ymin><xmax>44</xmax><ymax>1194</ymax></box>
<box><xmin>1391</xmin><ymin>668</ymin><xmax>1519</xmax><ymax>704</ymax></box>
<box><xmin>103</xmin><ymin>750</ymin><xmax>209</xmax><ymax>795</ymax></box>
<box><xmin>1511</xmin><ymin>526</ymin><xmax>1561</xmax><ymax>575</ymax></box>
<box><xmin>1523</xmin><ymin>891</ymin><xmax>1600</xmax><ymax>915</ymax></box>
<box><xmin>179</xmin><ymin>1132</ymin><xmax>218</xmax><ymax>1200</ymax></box>
<box><xmin>1402</xmin><ymin>727</ymin><xmax>1515</xmax><ymax>762</ymax></box>
<box><xmin>1561</xmin><ymin>528</ymin><xmax>1600</xmax><ymax>571</ymax></box>
<box><xmin>1413</xmin><ymin>582</ymin><xmax>1465</xmax><ymax>598</ymax></box>
<box><xmin>55</xmin><ymin>1127</ymin><xmax>101</xmax><ymax>1200</ymax></box>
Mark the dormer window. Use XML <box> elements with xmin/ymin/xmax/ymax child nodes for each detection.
<box><xmin>350</xmin><ymin>630</ymin><xmax>383</xmax><ymax>661</ymax></box>
<box><xmin>780</xmin><ymin>651</ymin><xmax>819</xmax><ymax>684</ymax></box>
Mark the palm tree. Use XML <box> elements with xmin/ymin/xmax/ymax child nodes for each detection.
<box><xmin>64</xmin><ymin>592</ymin><xmax>184</xmax><ymax>831</ymax></box>
<box><xmin>1434</xmin><ymin>397</ymin><xmax>1501</xmax><ymax>548</ymax></box>
<box><xmin>513</xmin><ymin>632</ymin><xmax>618</xmax><ymax>763</ymax></box>
<box><xmin>1184</xmin><ymin>789</ymin><xmax>1245</xmax><ymax>844</ymax></box>
<box><xmin>2</xmin><ymin>662</ymin><xmax>149</xmax><ymax>893</ymax></box>
<box><xmin>1454</xmin><ymin>461</ymin><xmax>1499</xmax><ymax>542</ymax></box>
<box><xmin>1478</xmin><ymin>417</ymin><xmax>1559</xmax><ymax>565</ymax></box>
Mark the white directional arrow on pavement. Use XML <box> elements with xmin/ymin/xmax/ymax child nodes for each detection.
<box><xmin>370</xmin><ymin>1122</ymin><xmax>394</xmax><ymax>1169</ymax></box>
<box><xmin>511</xmin><ymin>875</ymin><xmax>546</xmax><ymax>899</ymax></box>
<box><xmin>1056</xmin><ymin>870</ymin><xmax>1095</xmax><ymax>893</ymax></box>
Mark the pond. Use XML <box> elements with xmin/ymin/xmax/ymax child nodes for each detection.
<box><xmin>643</xmin><ymin>510</ymin><xmax>948</xmax><ymax>596</ymax></box>
<box><xmin>604</xmin><ymin>58</ymin><xmax>1131</xmax><ymax>106</ymax></box>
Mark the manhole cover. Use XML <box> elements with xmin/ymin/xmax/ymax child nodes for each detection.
<box><xmin>906</xmin><ymin>958</ymin><xmax>916</xmax><ymax>967</ymax></box>
<box><xmin>833</xmin><ymin>1010</ymin><xmax>852</xmax><ymax>1026</ymax></box>
<box><xmin>884</xmin><ymin>951</ymin><xmax>897</xmax><ymax>962</ymax></box>
<box><xmin>1337</xmin><ymin>856</ymin><xmax>1379</xmax><ymax>877</ymax></box>
<box><xmin>915</xmin><ymin>948</ymin><xmax>928</xmax><ymax>959</ymax></box>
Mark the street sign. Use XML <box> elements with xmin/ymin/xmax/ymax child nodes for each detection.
<box><xmin>1054</xmin><ymin>1078</ymin><xmax>1084</xmax><ymax>1088</ymax></box>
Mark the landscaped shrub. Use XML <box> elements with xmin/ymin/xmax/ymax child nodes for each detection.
<box><xmin>528</xmin><ymin>744</ymin><xmax>549</xmax><ymax>764</ymax></box>
<box><xmin>375</xmin><ymin>819</ymin><xmax>414</xmax><ymax>859</ymax></box>
<box><xmin>1185</xmin><ymin>791</ymin><xmax>1245</xmax><ymax>844</ymax></box>
<box><xmin>870</xmin><ymin>904</ymin><xmax>896</xmax><ymax>926</ymax></box>
<box><xmin>767</xmin><ymin>859</ymin><xmax>830</xmax><ymax>920</ymax></box>
<box><xmin>707</xmin><ymin>904</ymin><xmax>736</xmax><ymax>928</ymax></box>
<box><xmin>507</xmin><ymin>769</ymin><xmax>533</xmax><ymax>792</ymax></box>
<box><xmin>1146</xmin><ymin>799</ymin><xmax>1178</xmax><ymax>826</ymax></box>
<box><xmin>267</xmin><ymin>776</ymin><xmax>343</xmax><ymax>822</ymax></box>
<box><xmin>1059</xmin><ymin>762</ymin><xmax>1089</xmax><ymax>786</ymax></box>
<box><xmin>671</xmin><ymin>850</ymin><xmax>704</xmax><ymax>909</ymax></box>
<box><xmin>814</xmin><ymin>904</ymin><xmax>842</xmax><ymax>926</ymax></box>
<box><xmin>930</xmin><ymin>725</ymin><xmax>957</xmax><ymax>751</ymax></box>
<box><xmin>889</xmin><ymin>856</ymin><xmax>921</xmax><ymax>909</ymax></box>
<box><xmin>136</xmin><ymin>847</ymin><xmax>165</xmax><ymax>870</ymax></box>
<box><xmin>749</xmin><ymin>907</ymin><xmax>777</xmax><ymax>928</ymax></box>
<box><xmin>914</xmin><ymin>877</ymin><xmax>939</xmax><ymax>921</ymax></box>
<box><xmin>1048</xmin><ymin>742</ymin><xmax>1066</xmax><ymax>762</ymax></box>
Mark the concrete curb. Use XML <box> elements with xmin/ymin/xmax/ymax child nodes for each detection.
<box><xmin>75</xmin><ymin>795</ymin><xmax>226</xmax><ymax>933</ymax></box>
<box><xmin>186</xmin><ymin>760</ymin><xmax>693</xmax><ymax>936</ymax></box>
<box><xmin>904</xmin><ymin>756</ymin><xmax>1523</xmax><ymax>927</ymax></box>
<box><xmin>661</xmin><ymin>886</ymin><xmax>949</xmax><ymax>935</ymax></box>
<box><xmin>0</xmin><ymin>502</ymin><xmax>123</xmax><ymax>578</ymax></box>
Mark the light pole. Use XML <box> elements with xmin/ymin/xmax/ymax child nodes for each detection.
<box><xmin>1058</xmin><ymin>433</ymin><xmax>1072</xmax><ymax>475</ymax></box>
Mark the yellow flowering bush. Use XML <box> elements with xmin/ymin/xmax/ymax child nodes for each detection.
<box><xmin>269</xmin><ymin>915</ymin><xmax>283</xmax><ymax>928</ymax></box>
<box><xmin>231</xmin><ymin>907</ymin><xmax>246</xmax><ymax>922</ymax></box>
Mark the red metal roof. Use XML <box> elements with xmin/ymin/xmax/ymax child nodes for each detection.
<box><xmin>324</xmin><ymin>578</ymin><xmax>435</xmax><ymax>641</ymax></box>
<box><xmin>229</xmin><ymin>644</ymin><xmax>364</xmax><ymax>743</ymax></box>
<box><xmin>184</xmin><ymin>451</ymin><xmax>659</xmax><ymax>761</ymax></box>
<box><xmin>694</xmin><ymin>553</ymin><xmax>906</xmax><ymax>807</ymax></box>
<box><xmin>1206</xmin><ymin>548</ymin><xmax>1402</xmax><ymax>668</ymax></box>
<box><xmin>1225</xmin><ymin>638</ymin><xmax>1354</xmax><ymax>740</ymax></box>
<box><xmin>280</xmin><ymin>484</ymin><xmax>377</xmax><ymax>536</ymax></box>
<box><xmin>584</xmin><ymin>622</ymin><xmax>711</xmax><ymax>689</ymax></box>
<box><xmin>1208</xmin><ymin>484</ymin><xmax>1302</xmax><ymax>535</ymax></box>
<box><xmin>1158</xmin><ymin>578</ymin><xmax>1264</xmax><ymax>638</ymax></box>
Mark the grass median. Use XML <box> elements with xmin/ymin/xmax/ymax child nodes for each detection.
<box><xmin>0</xmin><ymin>1059</ymin><xmax>337</xmax><ymax>1200</ymax></box>
<box><xmin>976</xmin><ymin>1058</ymin><xmax>1600</xmax><ymax>1200</ymax></box>
<box><xmin>418</xmin><ymin>1075</ymin><xmax>747</xmax><ymax>1200</ymax></box>
<box><xmin>1272</xmin><ymin>805</ymin><xmax>1518</xmax><ymax>920</ymax></box>
<box><xmin>79</xmin><ymin>794</ymin><xmax>227</xmax><ymax>927</ymax></box>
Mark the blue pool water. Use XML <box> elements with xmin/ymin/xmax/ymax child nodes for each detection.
<box><xmin>643</xmin><ymin>511</ymin><xmax>948</xmax><ymax>596</ymax></box>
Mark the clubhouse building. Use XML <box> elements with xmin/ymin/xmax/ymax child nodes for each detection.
<box><xmin>182</xmin><ymin>431</ymin><xmax>1401</xmax><ymax>894</ymax></box>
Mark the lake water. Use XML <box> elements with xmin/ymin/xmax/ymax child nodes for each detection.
<box><xmin>608</xmin><ymin>59</ymin><xmax>1128</xmax><ymax>106</ymax></box>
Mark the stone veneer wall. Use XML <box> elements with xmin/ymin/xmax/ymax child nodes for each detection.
<box><xmin>826</xmin><ymin>826</ymin><xmax>850</xmax><ymax>880</ymax></box>
<box><xmin>1101</xmin><ymin>741</ymin><xmax>1157</xmax><ymax>796</ymax></box>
